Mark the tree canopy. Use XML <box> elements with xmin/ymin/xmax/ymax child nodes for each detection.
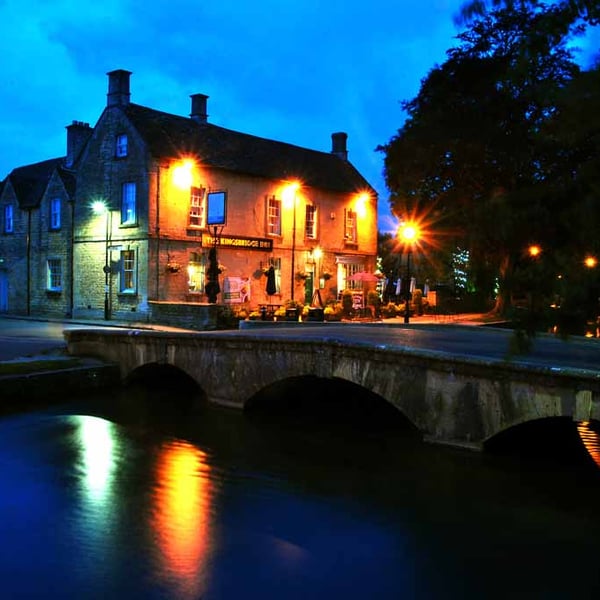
<box><xmin>378</xmin><ymin>2</ymin><xmax>596</xmax><ymax>318</ymax></box>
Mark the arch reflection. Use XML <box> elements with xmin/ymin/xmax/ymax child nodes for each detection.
<box><xmin>577</xmin><ymin>421</ymin><xmax>600</xmax><ymax>468</ymax></box>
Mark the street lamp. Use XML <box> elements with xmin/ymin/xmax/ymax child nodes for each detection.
<box><xmin>92</xmin><ymin>200</ymin><xmax>111</xmax><ymax>320</ymax></box>
<box><xmin>283</xmin><ymin>181</ymin><xmax>301</xmax><ymax>301</ymax></box>
<box><xmin>399</xmin><ymin>222</ymin><xmax>420</xmax><ymax>324</ymax></box>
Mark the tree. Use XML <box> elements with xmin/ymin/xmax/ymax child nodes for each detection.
<box><xmin>378</xmin><ymin>3</ymin><xmax>580</xmax><ymax>314</ymax></box>
<box><xmin>458</xmin><ymin>0</ymin><xmax>600</xmax><ymax>26</ymax></box>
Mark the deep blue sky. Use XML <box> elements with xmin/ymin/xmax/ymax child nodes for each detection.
<box><xmin>1</xmin><ymin>0</ymin><xmax>597</xmax><ymax>233</ymax></box>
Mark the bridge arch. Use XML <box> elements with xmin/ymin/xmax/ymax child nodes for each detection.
<box><xmin>124</xmin><ymin>362</ymin><xmax>208</xmax><ymax>412</ymax></box>
<box><xmin>244</xmin><ymin>374</ymin><xmax>421</xmax><ymax>434</ymax></box>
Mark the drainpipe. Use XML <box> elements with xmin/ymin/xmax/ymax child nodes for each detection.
<box><xmin>68</xmin><ymin>199</ymin><xmax>75</xmax><ymax>318</ymax></box>
<box><xmin>155</xmin><ymin>163</ymin><xmax>161</xmax><ymax>300</ymax></box>
<box><xmin>26</xmin><ymin>209</ymin><xmax>31</xmax><ymax>316</ymax></box>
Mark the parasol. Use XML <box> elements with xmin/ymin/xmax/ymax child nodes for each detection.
<box><xmin>347</xmin><ymin>271</ymin><xmax>380</xmax><ymax>283</ymax></box>
<box><xmin>266</xmin><ymin>266</ymin><xmax>277</xmax><ymax>296</ymax></box>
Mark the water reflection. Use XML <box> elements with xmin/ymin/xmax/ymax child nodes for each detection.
<box><xmin>577</xmin><ymin>421</ymin><xmax>600</xmax><ymax>467</ymax></box>
<box><xmin>151</xmin><ymin>440</ymin><xmax>214</xmax><ymax>597</ymax></box>
<box><xmin>76</xmin><ymin>415</ymin><xmax>118</xmax><ymax>503</ymax></box>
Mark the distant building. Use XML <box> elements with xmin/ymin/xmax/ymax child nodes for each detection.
<box><xmin>0</xmin><ymin>69</ymin><xmax>377</xmax><ymax>325</ymax></box>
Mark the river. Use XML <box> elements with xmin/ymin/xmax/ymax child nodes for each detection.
<box><xmin>0</xmin><ymin>378</ymin><xmax>599</xmax><ymax>599</ymax></box>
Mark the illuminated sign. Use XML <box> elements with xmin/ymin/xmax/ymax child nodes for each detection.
<box><xmin>203</xmin><ymin>234</ymin><xmax>273</xmax><ymax>251</ymax></box>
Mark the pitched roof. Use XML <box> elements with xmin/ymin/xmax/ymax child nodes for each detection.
<box><xmin>7</xmin><ymin>158</ymin><xmax>74</xmax><ymax>209</ymax></box>
<box><xmin>122</xmin><ymin>103</ymin><xmax>375</xmax><ymax>195</ymax></box>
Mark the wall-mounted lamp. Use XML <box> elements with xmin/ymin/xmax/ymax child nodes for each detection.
<box><xmin>172</xmin><ymin>159</ymin><xmax>194</xmax><ymax>189</ymax></box>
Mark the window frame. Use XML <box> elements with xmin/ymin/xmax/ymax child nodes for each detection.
<box><xmin>119</xmin><ymin>249</ymin><xmax>137</xmax><ymax>293</ymax></box>
<box><xmin>49</xmin><ymin>198</ymin><xmax>61</xmax><ymax>231</ymax></box>
<box><xmin>189</xmin><ymin>186</ymin><xmax>206</xmax><ymax>228</ymax></box>
<box><xmin>46</xmin><ymin>258</ymin><xmax>62</xmax><ymax>292</ymax></box>
<box><xmin>344</xmin><ymin>208</ymin><xmax>357</xmax><ymax>243</ymax></box>
<box><xmin>3</xmin><ymin>204</ymin><xmax>14</xmax><ymax>234</ymax></box>
<box><xmin>116</xmin><ymin>134</ymin><xmax>128</xmax><ymax>158</ymax></box>
<box><xmin>267</xmin><ymin>196</ymin><xmax>281</xmax><ymax>237</ymax></box>
<box><xmin>187</xmin><ymin>251</ymin><xmax>205</xmax><ymax>293</ymax></box>
<box><xmin>120</xmin><ymin>182</ymin><xmax>137</xmax><ymax>226</ymax></box>
<box><xmin>305</xmin><ymin>204</ymin><xmax>317</xmax><ymax>239</ymax></box>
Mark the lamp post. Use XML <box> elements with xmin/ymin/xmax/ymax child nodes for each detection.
<box><xmin>205</xmin><ymin>225</ymin><xmax>224</xmax><ymax>303</ymax></box>
<box><xmin>399</xmin><ymin>223</ymin><xmax>419</xmax><ymax>324</ymax></box>
<box><xmin>284</xmin><ymin>181</ymin><xmax>300</xmax><ymax>302</ymax></box>
<box><xmin>92</xmin><ymin>200</ymin><xmax>111</xmax><ymax>320</ymax></box>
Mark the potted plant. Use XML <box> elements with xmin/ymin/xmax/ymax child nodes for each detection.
<box><xmin>166</xmin><ymin>262</ymin><xmax>181</xmax><ymax>273</ymax></box>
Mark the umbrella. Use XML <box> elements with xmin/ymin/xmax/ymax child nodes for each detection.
<box><xmin>347</xmin><ymin>271</ymin><xmax>380</xmax><ymax>283</ymax></box>
<box><xmin>266</xmin><ymin>266</ymin><xmax>277</xmax><ymax>296</ymax></box>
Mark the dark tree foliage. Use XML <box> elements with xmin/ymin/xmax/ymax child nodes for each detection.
<box><xmin>378</xmin><ymin>3</ymin><xmax>580</xmax><ymax>313</ymax></box>
<box><xmin>458</xmin><ymin>0</ymin><xmax>600</xmax><ymax>27</ymax></box>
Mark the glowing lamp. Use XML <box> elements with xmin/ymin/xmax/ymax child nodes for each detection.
<box><xmin>584</xmin><ymin>256</ymin><xmax>597</xmax><ymax>269</ymax></box>
<box><xmin>282</xmin><ymin>181</ymin><xmax>300</xmax><ymax>209</ymax></box>
<box><xmin>355</xmin><ymin>192</ymin><xmax>369</xmax><ymax>218</ymax></box>
<box><xmin>173</xmin><ymin>160</ymin><xmax>194</xmax><ymax>189</ymax></box>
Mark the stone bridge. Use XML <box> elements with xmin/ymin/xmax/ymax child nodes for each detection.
<box><xmin>64</xmin><ymin>326</ymin><xmax>600</xmax><ymax>450</ymax></box>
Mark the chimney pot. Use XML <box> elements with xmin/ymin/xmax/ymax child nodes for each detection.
<box><xmin>107</xmin><ymin>69</ymin><xmax>132</xmax><ymax>107</ymax></box>
<box><xmin>331</xmin><ymin>132</ymin><xmax>348</xmax><ymax>161</ymax></box>
<box><xmin>65</xmin><ymin>121</ymin><xmax>92</xmax><ymax>168</ymax></box>
<box><xmin>190</xmin><ymin>93</ymin><xmax>209</xmax><ymax>123</ymax></box>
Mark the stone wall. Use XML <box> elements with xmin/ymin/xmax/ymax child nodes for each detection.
<box><xmin>149</xmin><ymin>301</ymin><xmax>219</xmax><ymax>330</ymax></box>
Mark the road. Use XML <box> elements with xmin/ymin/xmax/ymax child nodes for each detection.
<box><xmin>3</xmin><ymin>316</ymin><xmax>600</xmax><ymax>375</ymax></box>
<box><xmin>0</xmin><ymin>318</ymin><xmax>112</xmax><ymax>361</ymax></box>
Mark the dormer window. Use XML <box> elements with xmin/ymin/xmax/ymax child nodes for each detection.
<box><xmin>116</xmin><ymin>134</ymin><xmax>128</xmax><ymax>158</ymax></box>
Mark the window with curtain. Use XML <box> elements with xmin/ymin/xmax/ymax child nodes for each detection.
<box><xmin>121</xmin><ymin>182</ymin><xmax>137</xmax><ymax>225</ymax></box>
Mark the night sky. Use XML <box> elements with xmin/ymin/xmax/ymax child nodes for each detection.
<box><xmin>1</xmin><ymin>0</ymin><xmax>597</xmax><ymax>232</ymax></box>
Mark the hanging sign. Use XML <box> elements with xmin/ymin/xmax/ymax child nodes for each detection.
<box><xmin>203</xmin><ymin>234</ymin><xmax>273</xmax><ymax>251</ymax></box>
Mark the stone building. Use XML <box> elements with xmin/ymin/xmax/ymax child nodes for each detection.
<box><xmin>0</xmin><ymin>69</ymin><xmax>378</xmax><ymax>326</ymax></box>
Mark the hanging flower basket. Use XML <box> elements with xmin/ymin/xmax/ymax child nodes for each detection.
<box><xmin>322</xmin><ymin>272</ymin><xmax>332</xmax><ymax>281</ymax></box>
<box><xmin>295</xmin><ymin>272</ymin><xmax>308</xmax><ymax>281</ymax></box>
<box><xmin>166</xmin><ymin>262</ymin><xmax>181</xmax><ymax>273</ymax></box>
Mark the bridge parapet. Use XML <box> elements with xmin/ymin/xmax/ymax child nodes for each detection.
<box><xmin>64</xmin><ymin>328</ymin><xmax>600</xmax><ymax>450</ymax></box>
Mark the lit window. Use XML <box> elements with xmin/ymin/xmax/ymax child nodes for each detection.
<box><xmin>267</xmin><ymin>196</ymin><xmax>281</xmax><ymax>236</ymax></box>
<box><xmin>3</xmin><ymin>205</ymin><xmax>14</xmax><ymax>233</ymax></box>
<box><xmin>47</xmin><ymin>259</ymin><xmax>62</xmax><ymax>291</ymax></box>
<box><xmin>121</xmin><ymin>182</ymin><xmax>136</xmax><ymax>225</ymax></box>
<box><xmin>189</xmin><ymin>187</ymin><xmax>205</xmax><ymax>228</ymax></box>
<box><xmin>344</xmin><ymin>209</ymin><xmax>357</xmax><ymax>243</ymax></box>
<box><xmin>187</xmin><ymin>251</ymin><xmax>205</xmax><ymax>293</ymax></box>
<box><xmin>305</xmin><ymin>204</ymin><xmax>317</xmax><ymax>239</ymax></box>
<box><xmin>120</xmin><ymin>249</ymin><xmax>136</xmax><ymax>293</ymax></box>
<box><xmin>116</xmin><ymin>134</ymin><xmax>128</xmax><ymax>158</ymax></box>
<box><xmin>50</xmin><ymin>198</ymin><xmax>61</xmax><ymax>230</ymax></box>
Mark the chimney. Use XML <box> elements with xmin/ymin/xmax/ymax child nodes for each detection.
<box><xmin>331</xmin><ymin>132</ymin><xmax>348</xmax><ymax>161</ymax></box>
<box><xmin>107</xmin><ymin>69</ymin><xmax>132</xmax><ymax>107</ymax></box>
<box><xmin>65</xmin><ymin>121</ymin><xmax>92</xmax><ymax>168</ymax></box>
<box><xmin>190</xmin><ymin>93</ymin><xmax>209</xmax><ymax>123</ymax></box>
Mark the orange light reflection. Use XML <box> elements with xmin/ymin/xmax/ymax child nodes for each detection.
<box><xmin>577</xmin><ymin>421</ymin><xmax>600</xmax><ymax>468</ymax></box>
<box><xmin>152</xmin><ymin>440</ymin><xmax>213</xmax><ymax>594</ymax></box>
